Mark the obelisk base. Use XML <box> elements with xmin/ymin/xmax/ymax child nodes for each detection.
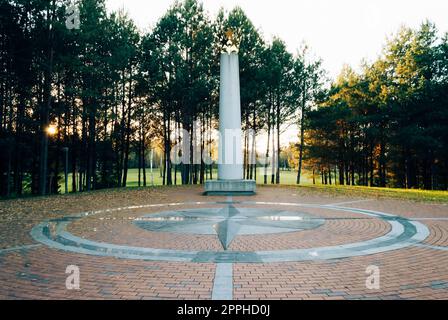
<box><xmin>204</xmin><ymin>180</ymin><xmax>256</xmax><ymax>196</ymax></box>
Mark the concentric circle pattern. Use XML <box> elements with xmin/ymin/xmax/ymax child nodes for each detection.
<box><xmin>1</xmin><ymin>186</ymin><xmax>447</xmax><ymax>300</ymax></box>
<box><xmin>31</xmin><ymin>201</ymin><xmax>430</xmax><ymax>263</ymax></box>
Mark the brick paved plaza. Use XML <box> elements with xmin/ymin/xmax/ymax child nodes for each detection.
<box><xmin>0</xmin><ymin>186</ymin><xmax>447</xmax><ymax>300</ymax></box>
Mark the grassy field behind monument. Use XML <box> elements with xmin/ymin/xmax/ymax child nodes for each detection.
<box><xmin>60</xmin><ymin>169</ymin><xmax>312</xmax><ymax>191</ymax></box>
<box><xmin>55</xmin><ymin>169</ymin><xmax>448</xmax><ymax>203</ymax></box>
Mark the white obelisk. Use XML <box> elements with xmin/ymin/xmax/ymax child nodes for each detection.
<box><xmin>218</xmin><ymin>52</ymin><xmax>243</xmax><ymax>180</ymax></box>
<box><xmin>205</xmin><ymin>30</ymin><xmax>256</xmax><ymax>195</ymax></box>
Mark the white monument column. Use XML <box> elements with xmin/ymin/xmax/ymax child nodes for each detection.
<box><xmin>205</xmin><ymin>29</ymin><xmax>256</xmax><ymax>195</ymax></box>
<box><xmin>218</xmin><ymin>52</ymin><xmax>243</xmax><ymax>181</ymax></box>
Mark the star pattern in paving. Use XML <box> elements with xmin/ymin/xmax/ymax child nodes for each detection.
<box><xmin>134</xmin><ymin>205</ymin><xmax>325</xmax><ymax>250</ymax></box>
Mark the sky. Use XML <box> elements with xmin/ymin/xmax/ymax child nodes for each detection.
<box><xmin>106</xmin><ymin>0</ymin><xmax>448</xmax><ymax>79</ymax></box>
<box><xmin>105</xmin><ymin>0</ymin><xmax>448</xmax><ymax>148</ymax></box>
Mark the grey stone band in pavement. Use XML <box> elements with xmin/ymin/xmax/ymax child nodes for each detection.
<box><xmin>0</xmin><ymin>244</ymin><xmax>42</xmax><ymax>255</ymax></box>
<box><xmin>212</xmin><ymin>263</ymin><xmax>233</xmax><ymax>300</ymax></box>
<box><xmin>413</xmin><ymin>243</ymin><xmax>448</xmax><ymax>251</ymax></box>
<box><xmin>30</xmin><ymin>201</ymin><xmax>430</xmax><ymax>264</ymax></box>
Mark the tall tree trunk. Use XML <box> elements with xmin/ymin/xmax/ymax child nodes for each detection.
<box><xmin>86</xmin><ymin>97</ymin><xmax>97</xmax><ymax>191</ymax></box>
<box><xmin>297</xmin><ymin>79</ymin><xmax>306</xmax><ymax>185</ymax></box>
<box><xmin>71</xmin><ymin>101</ymin><xmax>78</xmax><ymax>193</ymax></box>
<box><xmin>118</xmin><ymin>72</ymin><xmax>126</xmax><ymax>187</ymax></box>
<box><xmin>142</xmin><ymin>131</ymin><xmax>147</xmax><ymax>187</ymax></box>
<box><xmin>244</xmin><ymin>125</ymin><xmax>248</xmax><ymax>179</ymax></box>
<box><xmin>276</xmin><ymin>97</ymin><xmax>281</xmax><ymax>184</ymax></box>
<box><xmin>79</xmin><ymin>110</ymin><xmax>86</xmax><ymax>192</ymax></box>
<box><xmin>138</xmin><ymin>126</ymin><xmax>142</xmax><ymax>188</ymax></box>
<box><xmin>370</xmin><ymin>151</ymin><xmax>374</xmax><ymax>187</ymax></box>
<box><xmin>122</xmin><ymin>69</ymin><xmax>133</xmax><ymax>188</ymax></box>
<box><xmin>345</xmin><ymin>162</ymin><xmax>350</xmax><ymax>186</ymax></box>
<box><xmin>208</xmin><ymin>112</ymin><xmax>213</xmax><ymax>180</ymax></box>
<box><xmin>244</xmin><ymin>111</ymin><xmax>250</xmax><ymax>179</ymax></box>
<box><xmin>339</xmin><ymin>162</ymin><xmax>345</xmax><ymax>185</ymax></box>
<box><xmin>166</xmin><ymin>114</ymin><xmax>172</xmax><ymax>186</ymax></box>
<box><xmin>405</xmin><ymin>149</ymin><xmax>413</xmax><ymax>189</ymax></box>
<box><xmin>379</xmin><ymin>129</ymin><xmax>386</xmax><ymax>187</ymax></box>
<box><xmin>14</xmin><ymin>96</ymin><xmax>25</xmax><ymax>195</ymax></box>
<box><xmin>39</xmin><ymin>3</ymin><xmax>55</xmax><ymax>195</ymax></box>
<box><xmin>250</xmin><ymin>108</ymin><xmax>256</xmax><ymax>180</ymax></box>
<box><xmin>264</xmin><ymin>102</ymin><xmax>272</xmax><ymax>185</ymax></box>
<box><xmin>271</xmin><ymin>119</ymin><xmax>276</xmax><ymax>185</ymax></box>
<box><xmin>200</xmin><ymin>114</ymin><xmax>205</xmax><ymax>184</ymax></box>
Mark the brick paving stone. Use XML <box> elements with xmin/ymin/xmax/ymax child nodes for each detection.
<box><xmin>0</xmin><ymin>186</ymin><xmax>447</xmax><ymax>299</ymax></box>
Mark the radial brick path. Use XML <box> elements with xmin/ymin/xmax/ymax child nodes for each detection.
<box><xmin>0</xmin><ymin>186</ymin><xmax>447</xmax><ymax>300</ymax></box>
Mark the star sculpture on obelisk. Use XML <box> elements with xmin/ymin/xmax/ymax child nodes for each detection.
<box><xmin>205</xmin><ymin>28</ymin><xmax>256</xmax><ymax>195</ymax></box>
<box><xmin>224</xmin><ymin>29</ymin><xmax>239</xmax><ymax>54</ymax></box>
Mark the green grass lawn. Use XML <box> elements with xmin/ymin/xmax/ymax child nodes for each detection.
<box><xmin>60</xmin><ymin>169</ymin><xmax>313</xmax><ymax>191</ymax></box>
<box><xmin>57</xmin><ymin>168</ymin><xmax>448</xmax><ymax>203</ymax></box>
<box><xmin>60</xmin><ymin>168</ymin><xmax>180</xmax><ymax>192</ymax></box>
<box><xmin>291</xmin><ymin>184</ymin><xmax>448</xmax><ymax>203</ymax></box>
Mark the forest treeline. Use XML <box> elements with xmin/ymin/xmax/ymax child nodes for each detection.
<box><xmin>0</xmin><ymin>0</ymin><xmax>446</xmax><ymax>197</ymax></box>
<box><xmin>306</xmin><ymin>24</ymin><xmax>448</xmax><ymax>190</ymax></box>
